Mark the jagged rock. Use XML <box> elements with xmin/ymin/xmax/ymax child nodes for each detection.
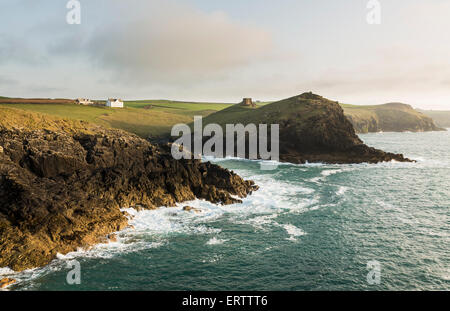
<box><xmin>107</xmin><ymin>234</ymin><xmax>118</xmax><ymax>243</ymax></box>
<box><xmin>0</xmin><ymin>278</ymin><xmax>16</xmax><ymax>289</ymax></box>
<box><xmin>182</xmin><ymin>206</ymin><xmax>202</xmax><ymax>213</ymax></box>
<box><xmin>0</xmin><ymin>108</ymin><xmax>258</xmax><ymax>272</ymax></box>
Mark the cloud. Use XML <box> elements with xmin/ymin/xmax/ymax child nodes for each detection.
<box><xmin>1</xmin><ymin>0</ymin><xmax>450</xmax><ymax>108</ymax></box>
<box><xmin>49</xmin><ymin>0</ymin><xmax>273</xmax><ymax>85</ymax></box>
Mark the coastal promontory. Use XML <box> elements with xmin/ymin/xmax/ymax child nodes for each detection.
<box><xmin>200</xmin><ymin>93</ymin><xmax>412</xmax><ymax>164</ymax></box>
<box><xmin>343</xmin><ymin>102</ymin><xmax>445</xmax><ymax>133</ymax></box>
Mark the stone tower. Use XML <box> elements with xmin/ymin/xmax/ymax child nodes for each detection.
<box><xmin>241</xmin><ymin>98</ymin><xmax>255</xmax><ymax>107</ymax></box>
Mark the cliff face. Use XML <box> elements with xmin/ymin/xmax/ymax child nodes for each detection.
<box><xmin>0</xmin><ymin>108</ymin><xmax>257</xmax><ymax>271</ymax></box>
<box><xmin>343</xmin><ymin>103</ymin><xmax>445</xmax><ymax>133</ymax></box>
<box><xmin>417</xmin><ymin>109</ymin><xmax>450</xmax><ymax>128</ymax></box>
<box><xmin>200</xmin><ymin>93</ymin><xmax>411</xmax><ymax>164</ymax></box>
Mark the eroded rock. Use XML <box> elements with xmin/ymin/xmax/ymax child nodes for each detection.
<box><xmin>182</xmin><ymin>206</ymin><xmax>202</xmax><ymax>213</ymax></box>
<box><xmin>0</xmin><ymin>117</ymin><xmax>257</xmax><ymax>272</ymax></box>
<box><xmin>0</xmin><ymin>278</ymin><xmax>16</xmax><ymax>289</ymax></box>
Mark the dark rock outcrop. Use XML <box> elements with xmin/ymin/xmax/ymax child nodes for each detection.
<box><xmin>0</xmin><ymin>109</ymin><xmax>257</xmax><ymax>272</ymax></box>
<box><xmin>182</xmin><ymin>206</ymin><xmax>202</xmax><ymax>213</ymax></box>
<box><xmin>0</xmin><ymin>277</ymin><xmax>16</xmax><ymax>288</ymax></box>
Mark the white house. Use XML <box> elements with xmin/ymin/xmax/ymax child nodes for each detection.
<box><xmin>106</xmin><ymin>98</ymin><xmax>124</xmax><ymax>108</ymax></box>
<box><xmin>76</xmin><ymin>98</ymin><xmax>94</xmax><ymax>105</ymax></box>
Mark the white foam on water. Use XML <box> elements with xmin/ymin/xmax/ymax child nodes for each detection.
<box><xmin>206</xmin><ymin>237</ymin><xmax>228</xmax><ymax>245</ymax></box>
<box><xmin>0</xmin><ymin>267</ymin><xmax>14</xmax><ymax>276</ymax></box>
<box><xmin>234</xmin><ymin>214</ymin><xmax>280</xmax><ymax>231</ymax></box>
<box><xmin>123</xmin><ymin>206</ymin><xmax>222</xmax><ymax>235</ymax></box>
<box><xmin>56</xmin><ymin>239</ymin><xmax>166</xmax><ymax>261</ymax></box>
<box><xmin>114</xmin><ymin>163</ymin><xmax>318</xmax><ymax>249</ymax></box>
<box><xmin>282</xmin><ymin>224</ymin><xmax>307</xmax><ymax>241</ymax></box>
<box><xmin>409</xmin><ymin>156</ymin><xmax>450</xmax><ymax>168</ymax></box>
<box><xmin>0</xmin><ymin>231</ymin><xmax>168</xmax><ymax>289</ymax></box>
<box><xmin>308</xmin><ymin>203</ymin><xmax>339</xmax><ymax>211</ymax></box>
<box><xmin>201</xmin><ymin>254</ymin><xmax>222</xmax><ymax>263</ymax></box>
<box><xmin>336</xmin><ymin>186</ymin><xmax>349</xmax><ymax>196</ymax></box>
<box><xmin>0</xmin><ymin>259</ymin><xmax>70</xmax><ymax>290</ymax></box>
<box><xmin>205</xmin><ymin>153</ymin><xmax>446</xmax><ymax>173</ymax></box>
<box><xmin>222</xmin><ymin>171</ymin><xmax>319</xmax><ymax>231</ymax></box>
<box><xmin>321</xmin><ymin>169</ymin><xmax>342</xmax><ymax>177</ymax></box>
<box><xmin>204</xmin><ymin>155</ymin><xmax>327</xmax><ymax>168</ymax></box>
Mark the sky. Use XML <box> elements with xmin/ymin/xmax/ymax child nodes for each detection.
<box><xmin>0</xmin><ymin>0</ymin><xmax>450</xmax><ymax>109</ymax></box>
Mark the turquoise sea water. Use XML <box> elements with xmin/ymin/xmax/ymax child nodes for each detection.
<box><xmin>1</xmin><ymin>131</ymin><xmax>449</xmax><ymax>290</ymax></box>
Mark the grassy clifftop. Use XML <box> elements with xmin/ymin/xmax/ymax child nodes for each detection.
<box><xmin>0</xmin><ymin>106</ymin><xmax>96</xmax><ymax>134</ymax></box>
<box><xmin>342</xmin><ymin>103</ymin><xmax>444</xmax><ymax>133</ymax></box>
<box><xmin>0</xmin><ymin>99</ymin><xmax>233</xmax><ymax>138</ymax></box>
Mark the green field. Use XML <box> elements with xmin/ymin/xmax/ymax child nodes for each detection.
<box><xmin>126</xmin><ymin>100</ymin><xmax>233</xmax><ymax>112</ymax></box>
<box><xmin>2</xmin><ymin>95</ymin><xmax>442</xmax><ymax>137</ymax></box>
<box><xmin>0</xmin><ymin>100</ymin><xmax>235</xmax><ymax>137</ymax></box>
<box><xmin>200</xmin><ymin>94</ymin><xmax>325</xmax><ymax>132</ymax></box>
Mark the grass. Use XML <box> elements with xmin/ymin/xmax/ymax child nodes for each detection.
<box><xmin>2</xmin><ymin>94</ymin><xmax>444</xmax><ymax>137</ymax></box>
<box><xmin>0</xmin><ymin>100</ymin><xmax>236</xmax><ymax>137</ymax></box>
<box><xmin>0</xmin><ymin>103</ymin><xmax>109</xmax><ymax>123</ymax></box>
<box><xmin>200</xmin><ymin>94</ymin><xmax>326</xmax><ymax>130</ymax></box>
<box><xmin>0</xmin><ymin>106</ymin><xmax>96</xmax><ymax>134</ymax></box>
<box><xmin>0</xmin><ymin>95</ymin><xmax>335</xmax><ymax>138</ymax></box>
<box><xmin>126</xmin><ymin>100</ymin><xmax>234</xmax><ymax>118</ymax></box>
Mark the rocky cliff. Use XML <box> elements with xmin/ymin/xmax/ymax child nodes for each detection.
<box><xmin>343</xmin><ymin>103</ymin><xmax>445</xmax><ymax>133</ymax></box>
<box><xmin>0</xmin><ymin>108</ymin><xmax>257</xmax><ymax>271</ymax></box>
<box><xmin>200</xmin><ymin>93</ymin><xmax>412</xmax><ymax>164</ymax></box>
<box><xmin>417</xmin><ymin>109</ymin><xmax>450</xmax><ymax>128</ymax></box>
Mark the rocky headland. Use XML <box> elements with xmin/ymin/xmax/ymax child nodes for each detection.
<box><xmin>417</xmin><ymin>109</ymin><xmax>450</xmax><ymax>128</ymax></box>
<box><xmin>343</xmin><ymin>102</ymin><xmax>445</xmax><ymax>133</ymax></box>
<box><xmin>0</xmin><ymin>108</ymin><xmax>257</xmax><ymax>272</ymax></box>
<box><xmin>199</xmin><ymin>93</ymin><xmax>412</xmax><ymax>164</ymax></box>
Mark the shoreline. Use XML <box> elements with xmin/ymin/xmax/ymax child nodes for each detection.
<box><xmin>0</xmin><ymin>101</ymin><xmax>413</xmax><ymax>273</ymax></box>
<box><xmin>0</xmin><ymin>109</ymin><xmax>258</xmax><ymax>272</ymax></box>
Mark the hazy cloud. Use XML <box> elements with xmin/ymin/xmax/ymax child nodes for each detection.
<box><xmin>49</xmin><ymin>0</ymin><xmax>273</xmax><ymax>85</ymax></box>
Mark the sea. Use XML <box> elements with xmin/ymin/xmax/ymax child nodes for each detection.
<box><xmin>1</xmin><ymin>131</ymin><xmax>449</xmax><ymax>290</ymax></box>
